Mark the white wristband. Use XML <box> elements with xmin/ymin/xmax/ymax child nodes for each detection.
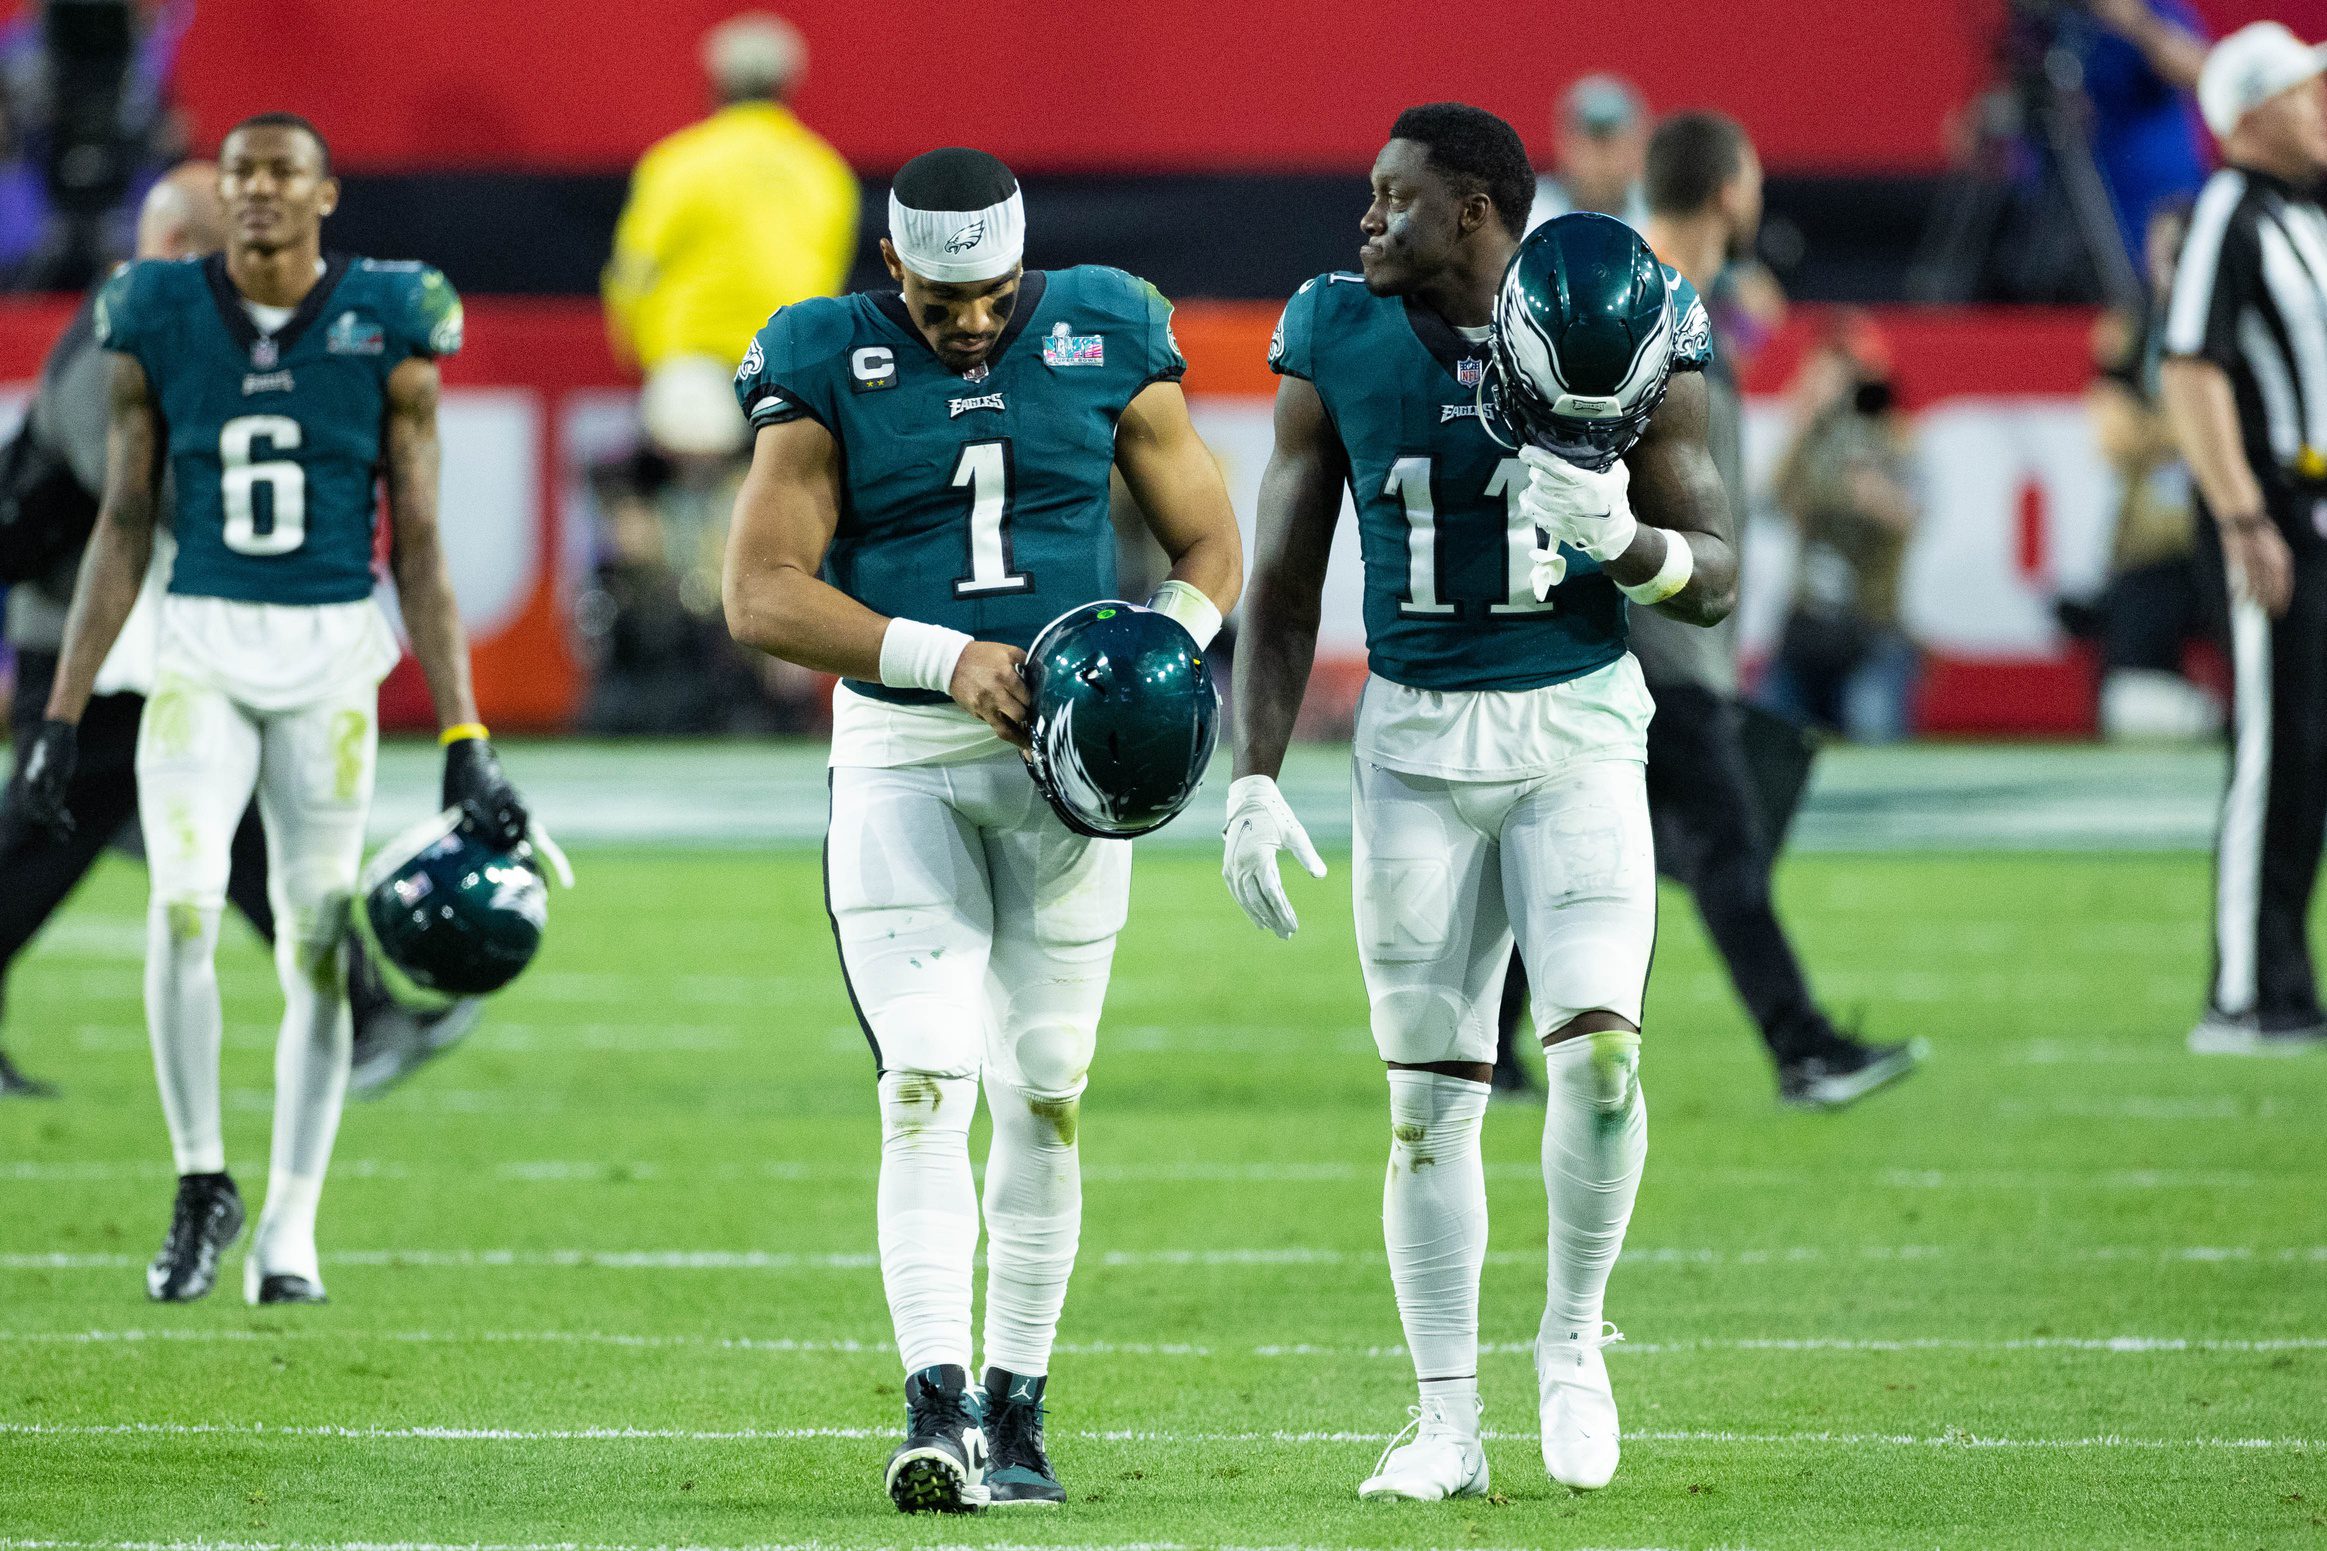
<box><xmin>1615</xmin><ymin>529</ymin><xmax>1695</xmax><ymax>606</ymax></box>
<box><xmin>1145</xmin><ymin>579</ymin><xmax>1223</xmax><ymax>648</ymax></box>
<box><xmin>878</xmin><ymin>617</ymin><xmax>975</xmax><ymax>695</ymax></box>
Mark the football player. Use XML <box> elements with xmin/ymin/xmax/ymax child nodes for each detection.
<box><xmin>723</xmin><ymin>147</ymin><xmax>1241</xmax><ymax>1513</ymax></box>
<box><xmin>6</xmin><ymin>114</ymin><xmax>529</xmax><ymax>1305</ymax></box>
<box><xmin>1224</xmin><ymin>105</ymin><xmax>1736</xmax><ymax>1499</ymax></box>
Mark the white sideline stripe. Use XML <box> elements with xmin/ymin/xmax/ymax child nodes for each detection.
<box><xmin>0</xmin><ymin>1541</ymin><xmax>1688</xmax><ymax>1551</ymax></box>
<box><xmin>8</xmin><ymin>1327</ymin><xmax>2324</xmax><ymax>1360</ymax></box>
<box><xmin>3</xmin><ymin>1420</ymin><xmax>2317</xmax><ymax>1452</ymax></box>
<box><xmin>7</xmin><ymin>1244</ymin><xmax>2324</xmax><ymax>1273</ymax></box>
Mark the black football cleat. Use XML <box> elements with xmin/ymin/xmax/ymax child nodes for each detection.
<box><xmin>347</xmin><ymin>935</ymin><xmax>484</xmax><ymax>1098</ymax></box>
<box><xmin>884</xmin><ymin>1364</ymin><xmax>987</xmax><ymax>1514</ymax></box>
<box><xmin>1778</xmin><ymin>1032</ymin><xmax>1928</xmax><ymax>1110</ymax></box>
<box><xmin>147</xmin><ymin>1173</ymin><xmax>244</xmax><ymax>1302</ymax></box>
<box><xmin>981</xmin><ymin>1368</ymin><xmax>1065</xmax><ymax>1507</ymax></box>
<box><xmin>248</xmin><ymin>1271</ymin><xmax>327</xmax><ymax>1305</ymax></box>
<box><xmin>0</xmin><ymin>1046</ymin><xmax>57</xmax><ymax>1098</ymax></box>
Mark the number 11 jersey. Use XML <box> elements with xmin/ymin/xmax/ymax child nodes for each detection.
<box><xmin>732</xmin><ymin>265</ymin><xmax>1185</xmax><ymax>707</ymax></box>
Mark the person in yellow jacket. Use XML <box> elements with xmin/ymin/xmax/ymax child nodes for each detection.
<box><xmin>604</xmin><ymin>12</ymin><xmax>859</xmax><ymax>457</ymax></box>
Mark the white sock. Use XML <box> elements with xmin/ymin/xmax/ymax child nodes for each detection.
<box><xmin>144</xmin><ymin>900</ymin><xmax>226</xmax><ymax>1176</ymax></box>
<box><xmin>1384</xmin><ymin>1069</ymin><xmax>1490</xmax><ymax>1412</ymax></box>
<box><xmin>1540</xmin><ymin>1031</ymin><xmax>1647</xmax><ymax>1343</ymax></box>
<box><xmin>253</xmin><ymin>921</ymin><xmax>352</xmax><ymax>1283</ymax></box>
<box><xmin>877</xmin><ymin>1071</ymin><xmax>980</xmax><ymax>1374</ymax></box>
<box><xmin>980</xmin><ymin>1073</ymin><xmax>1082</xmax><ymax>1378</ymax></box>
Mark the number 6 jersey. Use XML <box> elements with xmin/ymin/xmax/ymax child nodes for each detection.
<box><xmin>732</xmin><ymin>266</ymin><xmax>1185</xmax><ymax>710</ymax></box>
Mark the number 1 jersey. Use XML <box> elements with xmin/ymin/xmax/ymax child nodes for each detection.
<box><xmin>95</xmin><ymin>254</ymin><xmax>462</xmax><ymax>606</ymax></box>
<box><xmin>732</xmin><ymin>266</ymin><xmax>1185</xmax><ymax>706</ymax></box>
<box><xmin>1270</xmin><ymin>269</ymin><xmax>1710</xmax><ymax>694</ymax></box>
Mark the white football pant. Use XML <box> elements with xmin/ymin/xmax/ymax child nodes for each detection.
<box><xmin>826</xmin><ymin>750</ymin><xmax>1131</xmax><ymax>1379</ymax></box>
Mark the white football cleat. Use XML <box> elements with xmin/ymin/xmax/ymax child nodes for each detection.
<box><xmin>1358</xmin><ymin>1397</ymin><xmax>1489</xmax><ymax>1502</ymax></box>
<box><xmin>1537</xmin><ymin>1322</ymin><xmax>1625</xmax><ymax>1490</ymax></box>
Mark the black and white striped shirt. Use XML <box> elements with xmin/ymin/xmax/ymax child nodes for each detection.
<box><xmin>2163</xmin><ymin>167</ymin><xmax>2327</xmax><ymax>529</ymax></box>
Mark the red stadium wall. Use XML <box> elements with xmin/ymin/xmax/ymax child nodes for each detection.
<box><xmin>1</xmin><ymin>296</ymin><xmax>2133</xmax><ymax>739</ymax></box>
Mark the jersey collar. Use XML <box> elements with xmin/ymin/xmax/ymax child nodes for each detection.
<box><xmin>871</xmin><ymin>270</ymin><xmax>1050</xmax><ymax>377</ymax></box>
<box><xmin>202</xmin><ymin>250</ymin><xmax>353</xmax><ymax>365</ymax></box>
<box><xmin>1400</xmin><ymin>298</ymin><xmax>1491</xmax><ymax>388</ymax></box>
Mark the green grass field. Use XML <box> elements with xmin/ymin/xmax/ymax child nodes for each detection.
<box><xmin>2</xmin><ymin>843</ymin><xmax>2323</xmax><ymax>1549</ymax></box>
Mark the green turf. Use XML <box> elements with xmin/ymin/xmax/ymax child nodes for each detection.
<box><xmin>2</xmin><ymin>846</ymin><xmax>2323</xmax><ymax>1550</ymax></box>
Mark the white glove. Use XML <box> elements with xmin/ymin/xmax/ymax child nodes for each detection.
<box><xmin>1222</xmin><ymin>773</ymin><xmax>1327</xmax><ymax>939</ymax></box>
<box><xmin>1520</xmin><ymin>445</ymin><xmax>1638</xmax><ymax>564</ymax></box>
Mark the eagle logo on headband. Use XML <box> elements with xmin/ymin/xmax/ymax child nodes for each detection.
<box><xmin>944</xmin><ymin>219</ymin><xmax>988</xmax><ymax>254</ymax></box>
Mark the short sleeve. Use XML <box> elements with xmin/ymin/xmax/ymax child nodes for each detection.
<box><xmin>1667</xmin><ymin>271</ymin><xmax>1715</xmax><ymax>375</ymax></box>
<box><xmin>91</xmin><ymin>262</ymin><xmax>148</xmax><ymax>360</ymax></box>
<box><xmin>1268</xmin><ymin>276</ymin><xmax>1324</xmax><ymax>381</ymax></box>
<box><xmin>402</xmin><ymin>266</ymin><xmax>465</xmax><ymax>360</ymax></box>
<box><xmin>2163</xmin><ymin>187</ymin><xmax>2254</xmax><ymax>370</ymax></box>
<box><xmin>733</xmin><ymin>303</ymin><xmax>838</xmax><ymax>432</ymax></box>
<box><xmin>1132</xmin><ymin>275</ymin><xmax>1187</xmax><ymax>384</ymax></box>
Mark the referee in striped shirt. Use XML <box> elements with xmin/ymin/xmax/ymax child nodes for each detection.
<box><xmin>2160</xmin><ymin>22</ymin><xmax>2327</xmax><ymax>1053</ymax></box>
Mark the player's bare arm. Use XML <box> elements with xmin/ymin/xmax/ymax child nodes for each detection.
<box><xmin>43</xmin><ymin>356</ymin><xmax>163</xmax><ymax>726</ymax></box>
<box><xmin>1112</xmin><ymin>378</ymin><xmax>1244</xmax><ymax>618</ymax></box>
<box><xmin>1614</xmin><ymin>370</ymin><xmax>1739</xmax><ymax>627</ymax></box>
<box><xmin>2160</xmin><ymin>354</ymin><xmax>2292</xmax><ymax>615</ymax></box>
<box><xmin>1233</xmin><ymin>374</ymin><xmax>1344</xmax><ymax>782</ymax></box>
<box><xmin>382</xmin><ymin>356</ymin><xmax>482</xmax><ymax>729</ymax></box>
<box><xmin>723</xmin><ymin>416</ymin><xmax>1031</xmax><ymax>744</ymax></box>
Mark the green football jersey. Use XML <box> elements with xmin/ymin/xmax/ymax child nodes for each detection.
<box><xmin>732</xmin><ymin>265</ymin><xmax>1185</xmax><ymax>705</ymax></box>
<box><xmin>1270</xmin><ymin>267</ymin><xmax>1711</xmax><ymax>693</ymax></box>
<box><xmin>94</xmin><ymin>253</ymin><xmax>462</xmax><ymax>606</ymax></box>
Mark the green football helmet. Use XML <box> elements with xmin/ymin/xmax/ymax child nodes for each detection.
<box><xmin>1022</xmin><ymin>600</ymin><xmax>1219</xmax><ymax>840</ymax></box>
<box><xmin>1487</xmin><ymin>212</ymin><xmax>1676</xmax><ymax>470</ymax></box>
<box><xmin>352</xmin><ymin>809</ymin><xmax>569</xmax><ymax>1009</ymax></box>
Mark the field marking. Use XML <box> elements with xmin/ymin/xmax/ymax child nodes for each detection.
<box><xmin>7</xmin><ymin>1244</ymin><xmax>2323</xmax><ymax>1274</ymax></box>
<box><xmin>5</xmin><ymin>1327</ymin><xmax>2321</xmax><ymax>1361</ymax></box>
<box><xmin>0</xmin><ymin>1540</ymin><xmax>1690</xmax><ymax>1551</ymax></box>
<box><xmin>2</xmin><ymin>1420</ymin><xmax>2317</xmax><ymax>1452</ymax></box>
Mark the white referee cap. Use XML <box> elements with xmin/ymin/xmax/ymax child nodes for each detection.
<box><xmin>888</xmin><ymin>147</ymin><xmax>1025</xmax><ymax>285</ymax></box>
<box><xmin>2199</xmin><ymin>21</ymin><xmax>2327</xmax><ymax>140</ymax></box>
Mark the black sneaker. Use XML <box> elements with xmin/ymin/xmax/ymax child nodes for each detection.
<box><xmin>1778</xmin><ymin>1033</ymin><xmax>1927</xmax><ymax>1110</ymax></box>
<box><xmin>147</xmin><ymin>1173</ymin><xmax>245</xmax><ymax>1302</ymax></box>
<box><xmin>248</xmin><ymin>1272</ymin><xmax>327</xmax><ymax>1305</ymax></box>
<box><xmin>0</xmin><ymin>1046</ymin><xmax>57</xmax><ymax>1098</ymax></box>
<box><xmin>347</xmin><ymin>936</ymin><xmax>484</xmax><ymax>1098</ymax></box>
<box><xmin>981</xmin><ymin>1368</ymin><xmax>1065</xmax><ymax>1507</ymax></box>
<box><xmin>884</xmin><ymin>1364</ymin><xmax>987</xmax><ymax>1514</ymax></box>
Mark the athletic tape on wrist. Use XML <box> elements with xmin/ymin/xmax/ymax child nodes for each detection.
<box><xmin>1616</xmin><ymin>529</ymin><xmax>1694</xmax><ymax>606</ymax></box>
<box><xmin>1145</xmin><ymin>579</ymin><xmax>1223</xmax><ymax>648</ymax></box>
<box><xmin>879</xmin><ymin>617</ymin><xmax>976</xmax><ymax>695</ymax></box>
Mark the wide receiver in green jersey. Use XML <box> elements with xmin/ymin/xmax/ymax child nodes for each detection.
<box><xmin>722</xmin><ymin>147</ymin><xmax>1242</xmax><ymax>1515</ymax></box>
<box><xmin>6</xmin><ymin>115</ymin><xmax>529</xmax><ymax>1310</ymax></box>
<box><xmin>1226</xmin><ymin>105</ymin><xmax>1737</xmax><ymax>1503</ymax></box>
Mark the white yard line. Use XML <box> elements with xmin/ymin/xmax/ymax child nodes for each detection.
<box><xmin>5</xmin><ymin>1244</ymin><xmax>2322</xmax><ymax>1273</ymax></box>
<box><xmin>0</xmin><ymin>1540</ymin><xmax>1689</xmax><ymax>1551</ymax></box>
<box><xmin>5</xmin><ymin>1327</ymin><xmax>2322</xmax><ymax>1360</ymax></box>
<box><xmin>1</xmin><ymin>1420</ymin><xmax>2316</xmax><ymax>1451</ymax></box>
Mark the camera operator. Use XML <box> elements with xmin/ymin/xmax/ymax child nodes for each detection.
<box><xmin>2158</xmin><ymin>23</ymin><xmax>2327</xmax><ymax>1055</ymax></box>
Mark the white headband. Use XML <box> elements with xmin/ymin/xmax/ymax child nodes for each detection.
<box><xmin>888</xmin><ymin>186</ymin><xmax>1026</xmax><ymax>283</ymax></box>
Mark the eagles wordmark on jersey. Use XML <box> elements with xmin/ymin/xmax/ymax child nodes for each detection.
<box><xmin>1269</xmin><ymin>265</ymin><xmax>1710</xmax><ymax>693</ymax></box>
<box><xmin>94</xmin><ymin>253</ymin><xmax>463</xmax><ymax>606</ymax></box>
<box><xmin>731</xmin><ymin>264</ymin><xmax>1185</xmax><ymax>703</ymax></box>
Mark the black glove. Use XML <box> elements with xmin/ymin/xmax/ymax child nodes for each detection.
<box><xmin>441</xmin><ymin>734</ymin><xmax>529</xmax><ymax>850</ymax></box>
<box><xmin>6</xmin><ymin>718</ymin><xmax>79</xmax><ymax>844</ymax></box>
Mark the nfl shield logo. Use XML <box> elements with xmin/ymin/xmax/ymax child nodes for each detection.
<box><xmin>1456</xmin><ymin>356</ymin><xmax>1484</xmax><ymax>387</ymax></box>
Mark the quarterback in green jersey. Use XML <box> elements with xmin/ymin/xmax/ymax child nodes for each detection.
<box><xmin>8</xmin><ymin>115</ymin><xmax>529</xmax><ymax>1309</ymax></box>
<box><xmin>723</xmin><ymin>147</ymin><xmax>1242</xmax><ymax>1514</ymax></box>
<box><xmin>1225</xmin><ymin>105</ymin><xmax>1738</xmax><ymax>1502</ymax></box>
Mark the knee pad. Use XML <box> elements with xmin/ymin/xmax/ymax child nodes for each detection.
<box><xmin>870</xmin><ymin>994</ymin><xmax>982</xmax><ymax>1081</ymax></box>
<box><xmin>1369</xmin><ymin>984</ymin><xmax>1474</xmax><ymax>1066</ymax></box>
<box><xmin>1006</xmin><ymin>1018</ymin><xmax>1096</xmax><ymax>1104</ymax></box>
<box><xmin>1555</xmin><ymin>1029</ymin><xmax>1641</xmax><ymax>1116</ymax></box>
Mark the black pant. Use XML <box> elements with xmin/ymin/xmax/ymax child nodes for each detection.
<box><xmin>2212</xmin><ymin>549</ymin><xmax>2327</xmax><ymax>1025</ymax></box>
<box><xmin>1499</xmin><ymin>680</ymin><xmax>1830</xmax><ymax>1065</ymax></box>
<box><xmin>1</xmin><ymin>651</ymin><xmax>273</xmax><ymax>1038</ymax></box>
